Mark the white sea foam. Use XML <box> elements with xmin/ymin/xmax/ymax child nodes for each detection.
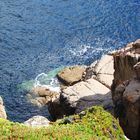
<box><xmin>69</xmin><ymin>45</ymin><xmax>91</xmax><ymax>56</ymax></box>
<box><xmin>34</xmin><ymin>73</ymin><xmax>60</xmax><ymax>93</ymax></box>
<box><xmin>69</xmin><ymin>37</ymin><xmax>125</xmax><ymax>57</ymax></box>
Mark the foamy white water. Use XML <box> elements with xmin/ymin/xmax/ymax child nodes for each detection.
<box><xmin>34</xmin><ymin>73</ymin><xmax>60</xmax><ymax>93</ymax></box>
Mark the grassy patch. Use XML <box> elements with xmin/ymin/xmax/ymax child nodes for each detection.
<box><xmin>0</xmin><ymin>106</ymin><xmax>125</xmax><ymax>140</ymax></box>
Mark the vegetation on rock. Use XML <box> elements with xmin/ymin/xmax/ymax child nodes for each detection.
<box><xmin>0</xmin><ymin>106</ymin><xmax>125</xmax><ymax>140</ymax></box>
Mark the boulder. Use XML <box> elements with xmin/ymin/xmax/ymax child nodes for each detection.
<box><xmin>84</xmin><ymin>55</ymin><xmax>114</xmax><ymax>88</ymax></box>
<box><xmin>0</xmin><ymin>96</ymin><xmax>7</xmax><ymax>119</ymax></box>
<box><xmin>32</xmin><ymin>86</ymin><xmax>59</xmax><ymax>99</ymax></box>
<box><xmin>59</xmin><ymin>78</ymin><xmax>113</xmax><ymax>116</ymax></box>
<box><xmin>57</xmin><ymin>65</ymin><xmax>86</xmax><ymax>86</ymax></box>
<box><xmin>27</xmin><ymin>86</ymin><xmax>60</xmax><ymax>107</ymax></box>
<box><xmin>24</xmin><ymin>116</ymin><xmax>50</xmax><ymax>127</ymax></box>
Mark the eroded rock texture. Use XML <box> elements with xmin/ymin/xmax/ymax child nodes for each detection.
<box><xmin>112</xmin><ymin>39</ymin><xmax>140</xmax><ymax>140</ymax></box>
<box><xmin>48</xmin><ymin>55</ymin><xmax>114</xmax><ymax>120</ymax></box>
<box><xmin>112</xmin><ymin>39</ymin><xmax>140</xmax><ymax>92</ymax></box>
<box><xmin>57</xmin><ymin>65</ymin><xmax>86</xmax><ymax>86</ymax></box>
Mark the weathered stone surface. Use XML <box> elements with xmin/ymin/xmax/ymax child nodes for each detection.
<box><xmin>32</xmin><ymin>86</ymin><xmax>59</xmax><ymax>99</ymax></box>
<box><xmin>84</xmin><ymin>55</ymin><xmax>114</xmax><ymax>88</ymax></box>
<box><xmin>111</xmin><ymin>39</ymin><xmax>140</xmax><ymax>140</ymax></box>
<box><xmin>60</xmin><ymin>79</ymin><xmax>113</xmax><ymax>115</ymax></box>
<box><xmin>133</xmin><ymin>39</ymin><xmax>140</xmax><ymax>50</ymax></box>
<box><xmin>27</xmin><ymin>86</ymin><xmax>60</xmax><ymax>107</ymax></box>
<box><xmin>0</xmin><ymin>96</ymin><xmax>7</xmax><ymax>119</ymax></box>
<box><xmin>112</xmin><ymin>41</ymin><xmax>140</xmax><ymax>92</ymax></box>
<box><xmin>134</xmin><ymin>62</ymin><xmax>140</xmax><ymax>80</ymax></box>
<box><xmin>24</xmin><ymin>116</ymin><xmax>50</xmax><ymax>127</ymax></box>
<box><xmin>113</xmin><ymin>79</ymin><xmax>140</xmax><ymax>140</ymax></box>
<box><xmin>93</xmin><ymin>55</ymin><xmax>114</xmax><ymax>75</ymax></box>
<box><xmin>57</xmin><ymin>65</ymin><xmax>86</xmax><ymax>86</ymax></box>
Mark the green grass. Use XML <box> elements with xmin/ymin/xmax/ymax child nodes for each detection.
<box><xmin>0</xmin><ymin>106</ymin><xmax>125</xmax><ymax>140</ymax></box>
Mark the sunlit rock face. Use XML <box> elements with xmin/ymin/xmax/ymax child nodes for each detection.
<box><xmin>112</xmin><ymin>40</ymin><xmax>140</xmax><ymax>140</ymax></box>
<box><xmin>48</xmin><ymin>54</ymin><xmax>115</xmax><ymax>120</ymax></box>
<box><xmin>57</xmin><ymin>65</ymin><xmax>86</xmax><ymax>86</ymax></box>
<box><xmin>85</xmin><ymin>54</ymin><xmax>114</xmax><ymax>88</ymax></box>
<box><xmin>0</xmin><ymin>96</ymin><xmax>7</xmax><ymax>119</ymax></box>
<box><xmin>112</xmin><ymin>39</ymin><xmax>140</xmax><ymax>92</ymax></box>
<box><xmin>62</xmin><ymin>79</ymin><xmax>113</xmax><ymax>115</ymax></box>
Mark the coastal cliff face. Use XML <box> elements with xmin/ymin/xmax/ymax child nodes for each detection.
<box><xmin>112</xmin><ymin>39</ymin><xmax>140</xmax><ymax>92</ymax></box>
<box><xmin>0</xmin><ymin>96</ymin><xmax>7</xmax><ymax>119</ymax></box>
<box><xmin>2</xmin><ymin>40</ymin><xmax>140</xmax><ymax>139</ymax></box>
<box><xmin>112</xmin><ymin>39</ymin><xmax>140</xmax><ymax>140</ymax></box>
<box><xmin>21</xmin><ymin>39</ymin><xmax>140</xmax><ymax>140</ymax></box>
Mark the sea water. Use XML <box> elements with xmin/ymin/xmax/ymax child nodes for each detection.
<box><xmin>0</xmin><ymin>0</ymin><xmax>140</xmax><ymax>122</ymax></box>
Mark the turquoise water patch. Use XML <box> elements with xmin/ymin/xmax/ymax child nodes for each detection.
<box><xmin>18</xmin><ymin>67</ymin><xmax>64</xmax><ymax>92</ymax></box>
<box><xmin>17</xmin><ymin>80</ymin><xmax>34</xmax><ymax>92</ymax></box>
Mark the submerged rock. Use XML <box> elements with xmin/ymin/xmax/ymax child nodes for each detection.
<box><xmin>24</xmin><ymin>116</ymin><xmax>50</xmax><ymax>127</ymax></box>
<box><xmin>57</xmin><ymin>65</ymin><xmax>86</xmax><ymax>86</ymax></box>
<box><xmin>0</xmin><ymin>96</ymin><xmax>7</xmax><ymax>119</ymax></box>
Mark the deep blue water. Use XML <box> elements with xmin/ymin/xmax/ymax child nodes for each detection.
<box><xmin>0</xmin><ymin>0</ymin><xmax>140</xmax><ymax>122</ymax></box>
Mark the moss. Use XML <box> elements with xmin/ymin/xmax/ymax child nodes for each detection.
<box><xmin>0</xmin><ymin>106</ymin><xmax>125</xmax><ymax>140</ymax></box>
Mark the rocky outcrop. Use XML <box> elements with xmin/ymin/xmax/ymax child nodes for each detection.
<box><xmin>0</xmin><ymin>96</ymin><xmax>7</xmax><ymax>119</ymax></box>
<box><xmin>86</xmin><ymin>55</ymin><xmax>114</xmax><ymax>88</ymax></box>
<box><xmin>112</xmin><ymin>39</ymin><xmax>140</xmax><ymax>92</ymax></box>
<box><xmin>112</xmin><ymin>40</ymin><xmax>140</xmax><ymax>140</ymax></box>
<box><xmin>48</xmin><ymin>54</ymin><xmax>115</xmax><ymax>120</ymax></box>
<box><xmin>49</xmin><ymin>78</ymin><xmax>114</xmax><ymax>120</ymax></box>
<box><xmin>27</xmin><ymin>86</ymin><xmax>59</xmax><ymax>107</ymax></box>
<box><xmin>57</xmin><ymin>65</ymin><xmax>86</xmax><ymax>86</ymax></box>
<box><xmin>113</xmin><ymin>76</ymin><xmax>140</xmax><ymax>140</ymax></box>
<box><xmin>24</xmin><ymin>116</ymin><xmax>50</xmax><ymax>127</ymax></box>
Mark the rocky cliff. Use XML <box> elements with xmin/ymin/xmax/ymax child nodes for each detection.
<box><xmin>112</xmin><ymin>39</ymin><xmax>140</xmax><ymax>140</ymax></box>
<box><xmin>112</xmin><ymin>39</ymin><xmax>140</xmax><ymax>92</ymax></box>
